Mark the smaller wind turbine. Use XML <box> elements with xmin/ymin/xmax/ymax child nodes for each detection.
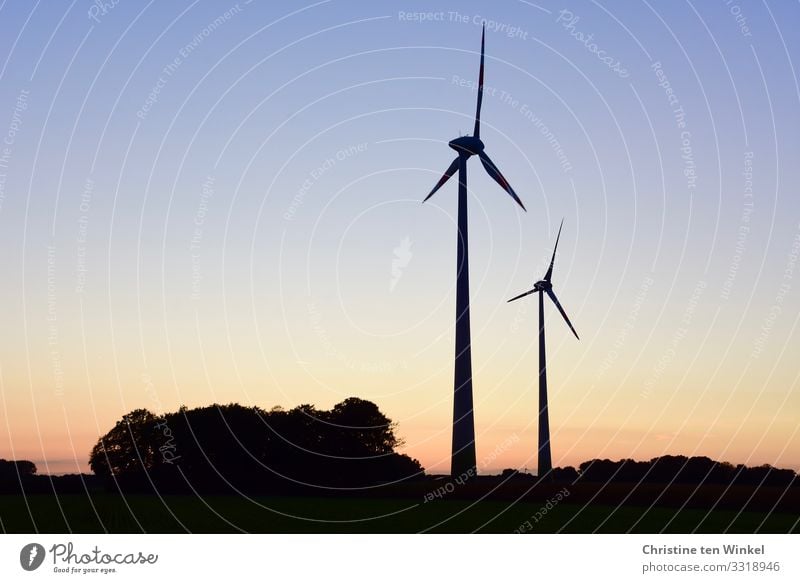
<box><xmin>507</xmin><ymin>219</ymin><xmax>579</xmax><ymax>479</ymax></box>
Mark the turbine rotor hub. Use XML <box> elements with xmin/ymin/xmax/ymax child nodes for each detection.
<box><xmin>534</xmin><ymin>280</ymin><xmax>552</xmax><ymax>292</ymax></box>
<box><xmin>448</xmin><ymin>135</ymin><xmax>484</xmax><ymax>157</ymax></box>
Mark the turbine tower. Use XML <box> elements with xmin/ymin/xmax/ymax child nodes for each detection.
<box><xmin>423</xmin><ymin>25</ymin><xmax>526</xmax><ymax>477</ymax></box>
<box><xmin>507</xmin><ymin>220</ymin><xmax>579</xmax><ymax>479</ymax></box>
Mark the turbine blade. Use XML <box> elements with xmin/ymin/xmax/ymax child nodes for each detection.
<box><xmin>507</xmin><ymin>288</ymin><xmax>536</xmax><ymax>303</ymax></box>
<box><xmin>479</xmin><ymin>151</ymin><xmax>526</xmax><ymax>211</ymax></box>
<box><xmin>473</xmin><ymin>24</ymin><xmax>485</xmax><ymax>139</ymax></box>
<box><xmin>544</xmin><ymin>218</ymin><xmax>564</xmax><ymax>282</ymax></box>
<box><xmin>546</xmin><ymin>288</ymin><xmax>579</xmax><ymax>340</ymax></box>
<box><xmin>423</xmin><ymin>157</ymin><xmax>459</xmax><ymax>203</ymax></box>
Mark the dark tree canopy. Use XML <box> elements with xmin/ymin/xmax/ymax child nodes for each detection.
<box><xmin>576</xmin><ymin>456</ymin><xmax>797</xmax><ymax>487</ymax></box>
<box><xmin>0</xmin><ymin>459</ymin><xmax>37</xmax><ymax>478</ymax></box>
<box><xmin>89</xmin><ymin>398</ymin><xmax>424</xmax><ymax>494</ymax></box>
<box><xmin>89</xmin><ymin>409</ymin><xmax>161</xmax><ymax>479</ymax></box>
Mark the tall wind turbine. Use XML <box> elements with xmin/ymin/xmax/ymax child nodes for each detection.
<box><xmin>423</xmin><ymin>25</ymin><xmax>526</xmax><ymax>477</ymax></box>
<box><xmin>507</xmin><ymin>220</ymin><xmax>579</xmax><ymax>478</ymax></box>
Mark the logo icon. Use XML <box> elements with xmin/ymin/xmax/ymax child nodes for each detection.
<box><xmin>390</xmin><ymin>236</ymin><xmax>413</xmax><ymax>292</ymax></box>
<box><xmin>20</xmin><ymin>543</ymin><xmax>46</xmax><ymax>571</ymax></box>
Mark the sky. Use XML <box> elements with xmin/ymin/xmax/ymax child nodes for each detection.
<box><xmin>0</xmin><ymin>0</ymin><xmax>798</xmax><ymax>476</ymax></box>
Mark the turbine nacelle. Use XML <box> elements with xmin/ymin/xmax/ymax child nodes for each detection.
<box><xmin>449</xmin><ymin>135</ymin><xmax>485</xmax><ymax>157</ymax></box>
<box><xmin>533</xmin><ymin>280</ymin><xmax>552</xmax><ymax>293</ymax></box>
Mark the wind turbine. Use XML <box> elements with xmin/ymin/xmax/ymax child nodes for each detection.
<box><xmin>507</xmin><ymin>220</ymin><xmax>579</xmax><ymax>479</ymax></box>
<box><xmin>423</xmin><ymin>25</ymin><xmax>526</xmax><ymax>478</ymax></box>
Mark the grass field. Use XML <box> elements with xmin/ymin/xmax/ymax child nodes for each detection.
<box><xmin>1</xmin><ymin>493</ymin><xmax>796</xmax><ymax>533</ymax></box>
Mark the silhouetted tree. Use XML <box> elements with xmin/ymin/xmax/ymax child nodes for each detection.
<box><xmin>328</xmin><ymin>397</ymin><xmax>401</xmax><ymax>454</ymax></box>
<box><xmin>0</xmin><ymin>459</ymin><xmax>37</xmax><ymax>477</ymax></box>
<box><xmin>578</xmin><ymin>458</ymin><xmax>619</xmax><ymax>482</ymax></box>
<box><xmin>89</xmin><ymin>398</ymin><xmax>424</xmax><ymax>494</ymax></box>
<box><xmin>89</xmin><ymin>409</ymin><xmax>161</xmax><ymax>479</ymax></box>
<box><xmin>551</xmin><ymin>465</ymin><xmax>579</xmax><ymax>483</ymax></box>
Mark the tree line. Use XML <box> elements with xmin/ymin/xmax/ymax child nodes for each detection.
<box><xmin>538</xmin><ymin>456</ymin><xmax>797</xmax><ymax>486</ymax></box>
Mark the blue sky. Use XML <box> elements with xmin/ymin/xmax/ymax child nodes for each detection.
<box><xmin>0</xmin><ymin>0</ymin><xmax>798</xmax><ymax>474</ymax></box>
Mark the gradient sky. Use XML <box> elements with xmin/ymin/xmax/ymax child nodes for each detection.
<box><xmin>0</xmin><ymin>0</ymin><xmax>798</xmax><ymax>475</ymax></box>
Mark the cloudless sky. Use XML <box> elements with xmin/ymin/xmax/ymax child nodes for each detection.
<box><xmin>0</xmin><ymin>0</ymin><xmax>798</xmax><ymax>475</ymax></box>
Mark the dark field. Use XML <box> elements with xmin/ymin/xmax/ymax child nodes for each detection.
<box><xmin>1</xmin><ymin>481</ymin><xmax>797</xmax><ymax>533</ymax></box>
